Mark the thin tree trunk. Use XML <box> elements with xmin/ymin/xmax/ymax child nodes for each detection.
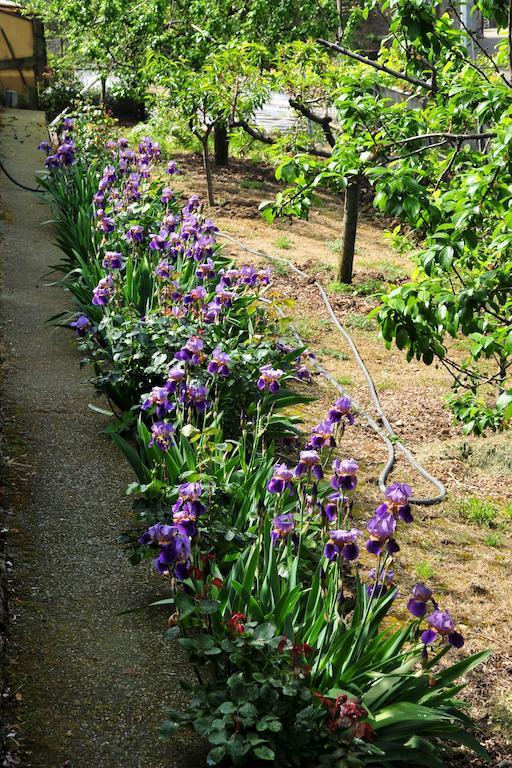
<box><xmin>214</xmin><ymin>123</ymin><xmax>229</xmax><ymax>166</ymax></box>
<box><xmin>100</xmin><ymin>75</ymin><xmax>107</xmax><ymax>108</ymax></box>
<box><xmin>337</xmin><ymin>175</ymin><xmax>360</xmax><ymax>284</ymax></box>
<box><xmin>202</xmin><ymin>132</ymin><xmax>215</xmax><ymax>206</ymax></box>
<box><xmin>336</xmin><ymin>0</ymin><xmax>343</xmax><ymax>40</ymax></box>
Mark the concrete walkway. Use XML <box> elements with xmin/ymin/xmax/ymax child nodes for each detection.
<box><xmin>0</xmin><ymin>109</ymin><xmax>196</xmax><ymax>767</ymax></box>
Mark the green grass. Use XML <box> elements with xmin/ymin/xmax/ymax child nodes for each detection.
<box><xmin>273</xmin><ymin>235</ymin><xmax>293</xmax><ymax>250</ymax></box>
<box><xmin>240</xmin><ymin>179</ymin><xmax>265</xmax><ymax>190</ymax></box>
<box><xmin>376</xmin><ymin>260</ymin><xmax>409</xmax><ymax>282</ymax></box>
<box><xmin>327</xmin><ymin>238</ymin><xmax>342</xmax><ymax>253</ymax></box>
<box><xmin>294</xmin><ymin>317</ymin><xmax>330</xmax><ymax>342</ymax></box>
<box><xmin>272</xmin><ymin>261</ymin><xmax>289</xmax><ymax>276</ymax></box>
<box><xmin>456</xmin><ymin>497</ymin><xmax>498</xmax><ymax>527</ymax></box>
<box><xmin>335</xmin><ymin>375</ymin><xmax>353</xmax><ymax>386</ymax></box>
<box><xmin>344</xmin><ymin>313</ymin><xmax>375</xmax><ymax>331</ymax></box>
<box><xmin>484</xmin><ymin>532</ymin><xmax>503</xmax><ymax>548</ymax></box>
<box><xmin>415</xmin><ymin>561</ymin><xmax>434</xmax><ymax>581</ymax></box>
<box><xmin>318</xmin><ymin>347</ymin><xmax>350</xmax><ymax>361</ymax></box>
<box><xmin>315</xmin><ymin>262</ymin><xmax>335</xmax><ymax>273</ymax></box>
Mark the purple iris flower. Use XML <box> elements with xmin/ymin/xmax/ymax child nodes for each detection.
<box><xmin>149</xmin><ymin>229</ymin><xmax>170</xmax><ymax>251</ymax></box>
<box><xmin>203</xmin><ymin>302</ymin><xmax>222</xmax><ymax>323</ymax></box>
<box><xmin>155</xmin><ymin>259</ymin><xmax>173</xmax><ymax>279</ymax></box>
<box><xmin>93</xmin><ymin>192</ymin><xmax>105</xmax><ymax>206</ymax></box>
<box><xmin>200</xmin><ymin>218</ymin><xmax>219</xmax><ymax>235</ymax></box>
<box><xmin>220</xmin><ymin>268</ymin><xmax>241</xmax><ymax>287</ymax></box>
<box><xmin>257</xmin><ymin>364</ymin><xmax>284</xmax><ymax>394</ymax></box>
<box><xmin>148</xmin><ymin>421</ymin><xmax>175</xmax><ymax>451</ymax></box>
<box><xmin>255</xmin><ymin>268</ymin><xmax>272</xmax><ymax>286</ymax></box>
<box><xmin>125</xmin><ymin>224</ymin><xmax>144</xmax><ymax>243</ymax></box>
<box><xmin>61</xmin><ymin>117</ymin><xmax>75</xmax><ymax>132</ymax></box>
<box><xmin>322</xmin><ymin>492</ymin><xmax>348</xmax><ymax>522</ymax></box>
<box><xmin>38</xmin><ymin>140</ymin><xmax>51</xmax><ymax>153</ymax></box>
<box><xmin>271</xmin><ymin>513</ymin><xmax>296</xmax><ymax>546</ymax></box>
<box><xmin>183</xmin><ymin>194</ymin><xmax>201</xmax><ymax>215</ymax></box>
<box><xmin>161</xmin><ymin>187</ymin><xmax>175</xmax><ymax>204</ymax></box>
<box><xmin>310</xmin><ymin>420</ymin><xmax>336</xmax><ymax>450</ymax></box>
<box><xmin>69</xmin><ymin>314</ymin><xmax>91</xmax><ymax>336</ymax></box>
<box><xmin>183</xmin><ymin>286</ymin><xmax>207</xmax><ymax>305</ymax></box>
<box><xmin>166</xmin><ymin>366</ymin><xmax>185</xmax><ymax>393</ymax></box>
<box><xmin>421</xmin><ymin>609</ymin><xmax>464</xmax><ymax>648</ymax></box>
<box><xmin>138</xmin><ymin>522</ymin><xmax>191</xmax><ymax>576</ymax></box>
<box><xmin>138</xmin><ymin>522</ymin><xmax>176</xmax><ymax>546</ymax></box>
<box><xmin>56</xmin><ymin>142</ymin><xmax>76</xmax><ymax>165</ymax></box>
<box><xmin>101</xmin><ymin>250</ymin><xmax>123</xmax><ymax>270</ymax></box>
<box><xmin>166</xmin><ymin>160</ymin><xmax>180</xmax><ymax>175</ymax></box>
<box><xmin>181</xmin><ymin>384</ymin><xmax>209</xmax><ymax>413</ymax></box>
<box><xmin>331</xmin><ymin>458</ymin><xmax>359</xmax><ymax>491</ymax></box>
<box><xmin>163</xmin><ymin>213</ymin><xmax>179</xmax><ymax>232</ymax></box>
<box><xmin>196</xmin><ymin>258</ymin><xmax>215</xmax><ymax>281</ymax></box>
<box><xmin>141</xmin><ymin>386</ymin><xmax>174</xmax><ymax>418</ymax></box>
<box><xmin>385</xmin><ymin>482</ymin><xmax>414</xmax><ymax>523</ymax></box>
<box><xmin>97</xmin><ymin>215</ymin><xmax>115</xmax><ymax>233</ymax></box>
<box><xmin>328</xmin><ymin>396</ymin><xmax>355</xmax><ymax>425</ymax></box>
<box><xmin>92</xmin><ymin>275</ymin><xmax>114</xmax><ymax>306</ymax></box>
<box><xmin>207</xmin><ymin>348</ymin><xmax>231</xmax><ymax>377</ymax></box>
<box><xmin>407</xmin><ymin>583</ymin><xmax>433</xmax><ymax>618</ymax></box>
<box><xmin>172</xmin><ymin>482</ymin><xmax>206</xmax><ymax>519</ymax></box>
<box><xmin>214</xmin><ymin>284</ymin><xmax>235</xmax><ymax>307</ymax></box>
<box><xmin>175</xmin><ymin>336</ymin><xmax>205</xmax><ymax>366</ymax></box>
<box><xmin>295</xmin><ymin>450</ymin><xmax>323</xmax><ymax>480</ymax></box>
<box><xmin>366</xmin><ymin>510</ymin><xmax>399</xmax><ymax>556</ymax></box>
<box><xmin>324</xmin><ymin>528</ymin><xmax>362</xmax><ymax>562</ymax></box>
<box><xmin>296</xmin><ymin>365</ymin><xmax>312</xmax><ymax>383</ymax></box>
<box><xmin>267</xmin><ymin>463</ymin><xmax>295</xmax><ymax>495</ymax></box>
<box><xmin>45</xmin><ymin>154</ymin><xmax>61</xmax><ymax>169</ymax></box>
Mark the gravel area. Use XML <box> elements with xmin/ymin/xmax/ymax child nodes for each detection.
<box><xmin>0</xmin><ymin>109</ymin><xmax>200</xmax><ymax>767</ymax></box>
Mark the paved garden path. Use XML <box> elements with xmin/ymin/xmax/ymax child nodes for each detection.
<box><xmin>0</xmin><ymin>109</ymin><xmax>196</xmax><ymax>767</ymax></box>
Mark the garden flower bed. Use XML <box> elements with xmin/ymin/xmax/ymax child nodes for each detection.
<box><xmin>38</xmin><ymin>107</ymin><xmax>490</xmax><ymax>768</ymax></box>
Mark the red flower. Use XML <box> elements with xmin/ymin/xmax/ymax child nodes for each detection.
<box><xmin>226</xmin><ymin>612</ymin><xmax>246</xmax><ymax>636</ymax></box>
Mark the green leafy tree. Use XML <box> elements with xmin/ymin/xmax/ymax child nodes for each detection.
<box><xmin>260</xmin><ymin>0</ymin><xmax>512</xmax><ymax>433</ymax></box>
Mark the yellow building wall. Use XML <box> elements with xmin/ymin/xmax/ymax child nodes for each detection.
<box><xmin>0</xmin><ymin>8</ymin><xmax>36</xmax><ymax>97</ymax></box>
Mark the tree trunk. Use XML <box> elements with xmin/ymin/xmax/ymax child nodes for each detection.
<box><xmin>100</xmin><ymin>76</ymin><xmax>107</xmax><ymax>108</ymax></box>
<box><xmin>202</xmin><ymin>133</ymin><xmax>215</xmax><ymax>206</ymax></box>
<box><xmin>214</xmin><ymin>123</ymin><xmax>229</xmax><ymax>166</ymax></box>
<box><xmin>337</xmin><ymin>175</ymin><xmax>360</xmax><ymax>284</ymax></box>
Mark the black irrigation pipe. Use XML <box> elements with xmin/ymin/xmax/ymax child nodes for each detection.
<box><xmin>0</xmin><ymin>159</ymin><xmax>43</xmax><ymax>193</ymax></box>
<box><xmin>219</xmin><ymin>231</ymin><xmax>446</xmax><ymax>507</ymax></box>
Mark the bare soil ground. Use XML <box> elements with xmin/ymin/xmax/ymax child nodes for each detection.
<box><xmin>172</xmin><ymin>150</ymin><xmax>512</xmax><ymax>766</ymax></box>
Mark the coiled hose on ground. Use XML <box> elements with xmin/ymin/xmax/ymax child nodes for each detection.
<box><xmin>219</xmin><ymin>231</ymin><xmax>446</xmax><ymax>507</ymax></box>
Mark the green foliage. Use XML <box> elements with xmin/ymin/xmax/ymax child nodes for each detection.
<box><xmin>456</xmin><ymin>497</ymin><xmax>499</xmax><ymax>527</ymax></box>
<box><xmin>43</xmin><ymin>71</ymin><xmax>491</xmax><ymax>768</ymax></box>
<box><xmin>415</xmin><ymin>561</ymin><xmax>434</xmax><ymax>582</ymax></box>
<box><xmin>273</xmin><ymin>234</ymin><xmax>293</xmax><ymax>250</ymax></box>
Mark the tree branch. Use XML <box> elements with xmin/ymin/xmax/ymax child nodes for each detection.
<box><xmin>230</xmin><ymin>120</ymin><xmax>332</xmax><ymax>157</ymax></box>
<box><xmin>288</xmin><ymin>98</ymin><xmax>336</xmax><ymax>147</ymax></box>
<box><xmin>317</xmin><ymin>37</ymin><xmax>433</xmax><ymax>92</ymax></box>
